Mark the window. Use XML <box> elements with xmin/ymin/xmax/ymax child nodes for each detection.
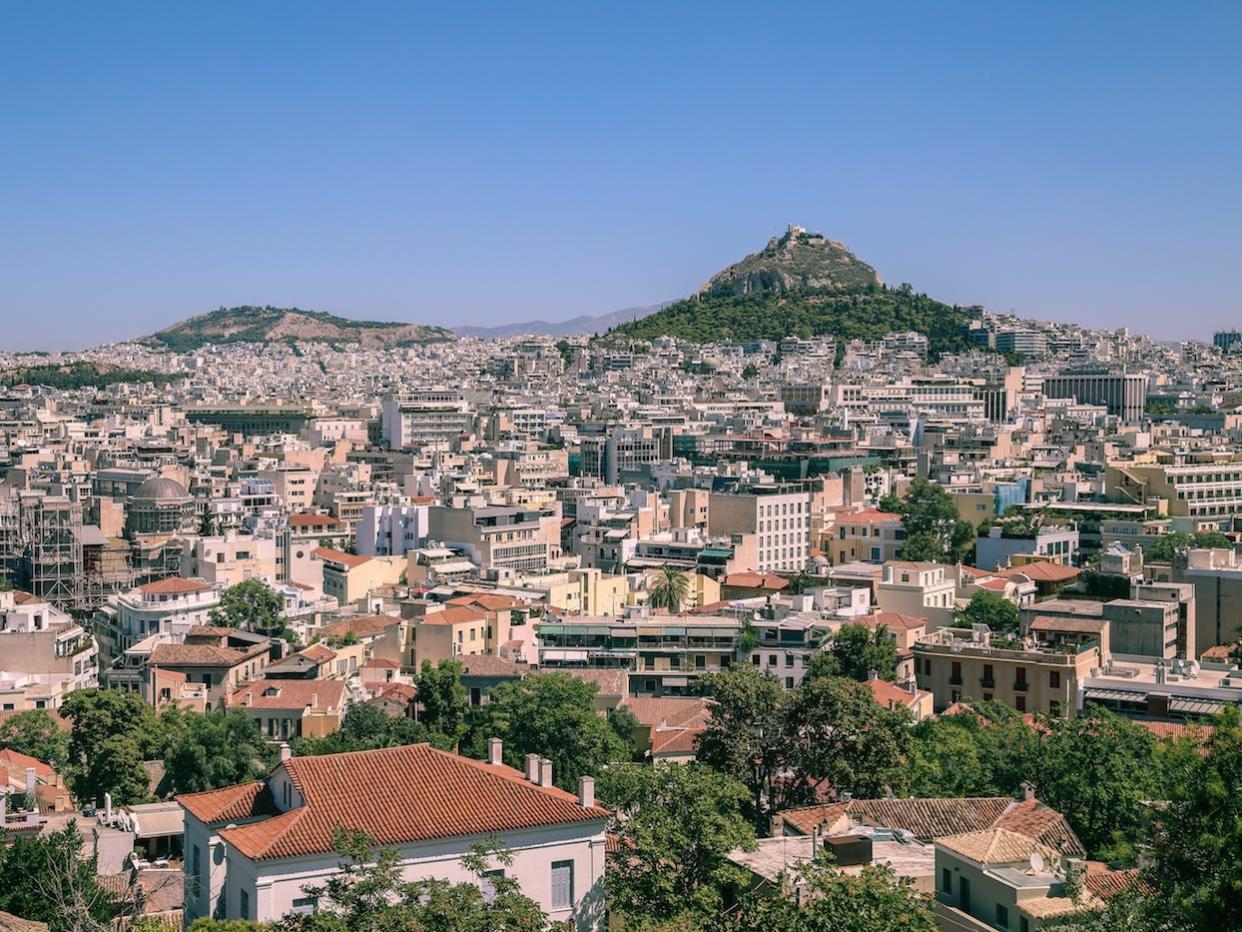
<box><xmin>291</xmin><ymin>896</ymin><xmax>318</xmax><ymax>916</ymax></box>
<box><xmin>191</xmin><ymin>844</ymin><xmax>202</xmax><ymax>895</ymax></box>
<box><xmin>551</xmin><ymin>860</ymin><xmax>574</xmax><ymax>910</ymax></box>
<box><xmin>481</xmin><ymin>869</ymin><xmax>504</xmax><ymax>904</ymax></box>
<box><xmin>239</xmin><ymin>888</ymin><xmax>250</xmax><ymax>919</ymax></box>
<box><xmin>941</xmin><ymin>867</ymin><xmax>952</xmax><ymax>892</ymax></box>
<box><xmin>1015</xmin><ymin>695</ymin><xmax>1026</xmax><ymax>712</ymax></box>
<box><xmin>1050</xmin><ymin>670</ymin><xmax>1061</xmax><ymax>689</ymax></box>
<box><xmin>996</xmin><ymin>903</ymin><xmax>1009</xmax><ymax>928</ymax></box>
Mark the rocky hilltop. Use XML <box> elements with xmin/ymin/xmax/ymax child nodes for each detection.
<box><xmin>699</xmin><ymin>225</ymin><xmax>882</xmax><ymax>297</ymax></box>
<box><xmin>610</xmin><ymin>225</ymin><xmax>982</xmax><ymax>359</ymax></box>
<box><xmin>147</xmin><ymin>306</ymin><xmax>454</xmax><ymax>352</ymax></box>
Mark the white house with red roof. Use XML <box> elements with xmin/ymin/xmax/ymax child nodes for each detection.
<box><xmin>178</xmin><ymin>741</ymin><xmax>608</xmax><ymax>928</ymax></box>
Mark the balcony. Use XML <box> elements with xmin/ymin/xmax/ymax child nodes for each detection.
<box><xmin>949</xmin><ymin>676</ymin><xmax>963</xmax><ymax>686</ymax></box>
<box><xmin>979</xmin><ymin>677</ymin><xmax>995</xmax><ymax>688</ymax></box>
<box><xmin>1013</xmin><ymin>680</ymin><xmax>1029</xmax><ymax>692</ymax></box>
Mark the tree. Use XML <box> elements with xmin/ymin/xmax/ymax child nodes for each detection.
<box><xmin>695</xmin><ymin>664</ymin><xmax>793</xmax><ymax>825</ymax></box>
<box><xmin>807</xmin><ymin>623</ymin><xmax>898</xmax><ymax>682</ymax></box>
<box><xmin>741</xmin><ymin>363</ymin><xmax>759</xmax><ymax>380</ymax></box>
<box><xmin>293</xmin><ymin>702</ymin><xmax>435</xmax><ymax>756</ymax></box>
<box><xmin>0</xmin><ymin>823</ymin><xmax>124</xmax><ymax>932</ymax></box>
<box><xmin>465</xmin><ymin>673</ymin><xmax>628</xmax><ymax>791</ymax></box>
<box><xmin>957</xmin><ymin>590</ymin><xmax>1020</xmax><ymax>635</ymax></box>
<box><xmin>599</xmin><ymin>762</ymin><xmax>755</xmax><ymax>926</ymax></box>
<box><xmin>1142</xmin><ymin>530</ymin><xmax>1232</xmax><ymax>563</ymax></box>
<box><xmin>787</xmin><ymin>675</ymin><xmax>910</xmax><ymax>801</ymax></box>
<box><xmin>210</xmin><ymin>578</ymin><xmax>285</xmax><ymax>636</ymax></box>
<box><xmin>60</xmin><ymin>688</ymin><xmax>167</xmax><ymax>805</ymax></box>
<box><xmin>0</xmin><ymin>708</ymin><xmax>70</xmax><ymax>770</ymax></box>
<box><xmin>160</xmin><ymin>709</ymin><xmax>277</xmax><ymax>796</ymax></box>
<box><xmin>1144</xmin><ymin>706</ymin><xmax>1242</xmax><ymax>930</ymax></box>
<box><xmin>723</xmin><ymin>859</ymin><xmax>936</xmax><ymax>932</ymax></box>
<box><xmin>880</xmin><ymin>479</ymin><xmax>974</xmax><ymax>564</ymax></box>
<box><xmin>1033</xmin><ymin>710</ymin><xmax>1159</xmax><ymax>860</ymax></box>
<box><xmin>278</xmin><ymin>829</ymin><xmax>546</xmax><ymax>931</ymax></box>
<box><xmin>414</xmin><ymin>659</ymin><xmax>470</xmax><ymax>748</ymax></box>
<box><xmin>648</xmin><ymin>565</ymin><xmax>690</xmax><ymax>614</ymax></box>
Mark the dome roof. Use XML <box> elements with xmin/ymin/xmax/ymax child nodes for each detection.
<box><xmin>132</xmin><ymin>476</ymin><xmax>191</xmax><ymax>502</ymax></box>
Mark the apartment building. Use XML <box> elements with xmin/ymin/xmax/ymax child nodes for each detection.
<box><xmin>0</xmin><ymin>590</ymin><xmax>98</xmax><ymax>711</ymax></box>
<box><xmin>428</xmin><ymin>503</ymin><xmax>562</xmax><ymax>574</ymax></box>
<box><xmin>94</xmin><ymin>577</ymin><xmax>224</xmax><ymax>671</ymax></box>
<box><xmin>708</xmin><ymin>485</ymin><xmax>810</xmax><ymax>574</ymax></box>
<box><xmin>180</xmin><ymin>533</ymin><xmax>279</xmax><ymax>587</ymax></box>
<box><xmin>1174</xmin><ymin>547</ymin><xmax>1242</xmax><ymax>652</ymax></box>
<box><xmin>178</xmin><ymin>742</ymin><xmax>608</xmax><ymax>927</ymax></box>
<box><xmin>146</xmin><ymin>627</ymin><xmax>273</xmax><ymax>711</ymax></box>
<box><xmin>1106</xmin><ymin>457</ymin><xmax>1242</xmax><ymax>518</ymax></box>
<box><xmin>311</xmin><ymin>548</ymin><xmax>406</xmax><ymax>607</ymax></box>
<box><xmin>975</xmin><ymin>525</ymin><xmax>1079</xmax><ymax>571</ymax></box>
<box><xmin>381</xmin><ymin>391</ymin><xmax>474</xmax><ymax>449</ymax></box>
<box><xmin>579</xmin><ymin>426</ymin><xmax>672</xmax><ymax>483</ymax></box>
<box><xmin>356</xmin><ymin>503</ymin><xmax>429</xmax><ymax>557</ymax></box>
<box><xmin>1042</xmin><ymin>370</ymin><xmax>1147</xmax><ymax>421</ymax></box>
<box><xmin>913</xmin><ymin>625</ymin><xmax>1102</xmax><ymax>716</ymax></box>
<box><xmin>229</xmin><ymin>678</ymin><xmax>346</xmax><ymax>742</ymax></box>
<box><xmin>876</xmin><ymin>562</ymin><xmax>957</xmax><ymax>630</ymax></box>
<box><xmin>537</xmin><ymin>612</ymin><xmax>743</xmax><ymax>697</ymax></box>
<box><xmin>828</xmin><ymin>508</ymin><xmax>905</xmax><ymax>565</ymax></box>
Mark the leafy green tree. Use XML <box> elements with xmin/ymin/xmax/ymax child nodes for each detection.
<box><xmin>278</xmin><ymin>830</ymin><xmax>546</xmax><ymax>931</ymax></box>
<box><xmin>189</xmin><ymin>921</ymin><xmax>271</xmax><ymax>932</ymax></box>
<box><xmin>1034</xmin><ymin>710</ymin><xmax>1160</xmax><ymax>860</ymax></box>
<box><xmin>61</xmin><ymin>688</ymin><xmax>167</xmax><ymax>805</ymax></box>
<box><xmin>880</xmin><ymin>479</ymin><xmax>974</xmax><ymax>564</ymax></box>
<box><xmin>414</xmin><ymin>659</ymin><xmax>470</xmax><ymax>747</ymax></box>
<box><xmin>599</xmin><ymin>762</ymin><xmax>755</xmax><ymax>926</ymax></box>
<box><xmin>1144</xmin><ymin>706</ymin><xmax>1242</xmax><ymax>930</ymax></box>
<box><xmin>957</xmin><ymin>590</ymin><xmax>1020</xmax><ymax>635</ymax></box>
<box><xmin>0</xmin><ymin>708</ymin><xmax>70</xmax><ymax>770</ymax></box>
<box><xmin>465</xmin><ymin>672</ymin><xmax>628</xmax><ymax>791</ymax></box>
<box><xmin>741</xmin><ymin>363</ymin><xmax>759</xmax><ymax>380</ymax></box>
<box><xmin>0</xmin><ymin>823</ymin><xmax>122</xmax><ymax>932</ymax></box>
<box><xmin>648</xmin><ymin>565</ymin><xmax>690</xmax><ymax>613</ymax></box>
<box><xmin>160</xmin><ymin>709</ymin><xmax>277</xmax><ymax>795</ymax></box>
<box><xmin>210</xmin><ymin>579</ymin><xmax>285</xmax><ymax>636</ymax></box>
<box><xmin>721</xmin><ymin>859</ymin><xmax>936</xmax><ymax>931</ymax></box>
<box><xmin>606</xmin><ymin>704</ymin><xmax>641</xmax><ymax>758</ymax></box>
<box><xmin>905</xmin><ymin>701</ymin><xmax>1042</xmax><ymax>799</ymax></box>
<box><xmin>1142</xmin><ymin>530</ymin><xmax>1232</xmax><ymax>563</ymax></box>
<box><xmin>293</xmin><ymin>702</ymin><xmax>437</xmax><ymax>756</ymax></box>
<box><xmin>787</xmin><ymin>675</ymin><xmax>910</xmax><ymax>801</ymax></box>
<box><xmin>695</xmin><ymin>664</ymin><xmax>793</xmax><ymax>824</ymax></box>
<box><xmin>807</xmin><ymin>623</ymin><xmax>897</xmax><ymax>682</ymax></box>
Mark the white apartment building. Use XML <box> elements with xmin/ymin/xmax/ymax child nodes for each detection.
<box><xmin>381</xmin><ymin>391</ymin><xmax>474</xmax><ymax>450</ymax></box>
<box><xmin>180</xmin><ymin>533</ymin><xmax>279</xmax><ymax>587</ymax></box>
<box><xmin>708</xmin><ymin>486</ymin><xmax>810</xmax><ymax>574</ymax></box>
<box><xmin>94</xmin><ymin>577</ymin><xmax>223</xmax><ymax>665</ymax></box>
<box><xmin>356</xmin><ymin>504</ymin><xmax>430</xmax><ymax>557</ymax></box>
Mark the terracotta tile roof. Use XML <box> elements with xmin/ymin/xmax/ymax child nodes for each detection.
<box><xmin>723</xmin><ymin>572</ymin><xmax>788</xmax><ymax>590</ymax></box>
<box><xmin>178</xmin><ymin>781</ymin><xmax>277</xmax><ymax>824</ymax></box>
<box><xmin>149</xmin><ymin>643</ymin><xmax>246</xmax><ymax>667</ymax></box>
<box><xmin>0</xmin><ymin>748</ymin><xmax>56</xmax><ymax>780</ymax></box>
<box><xmin>0</xmin><ymin>910</ymin><xmax>49</xmax><ymax>932</ymax></box>
<box><xmin>231</xmin><ymin>678</ymin><xmax>346</xmax><ymax>711</ymax></box>
<box><xmin>560</xmin><ymin>667</ymin><xmax>627</xmax><ymax>698</ymax></box>
<box><xmin>864</xmin><ymin>678</ymin><xmax>930</xmax><ymax>712</ymax></box>
<box><xmin>1135</xmin><ymin>720</ymin><xmax>1215</xmax><ymax>743</ymax></box>
<box><xmin>993</xmin><ymin>798</ymin><xmax>1086</xmax><ymax>857</ymax></box>
<box><xmin>781</xmin><ymin>797</ymin><xmax>1013</xmax><ymax>840</ymax></box>
<box><xmin>622</xmin><ymin>696</ymin><xmax>709</xmax><ymax>730</ymax></box>
<box><xmin>459</xmin><ymin>655</ymin><xmax>526</xmax><ymax>678</ymax></box>
<box><xmin>321</xmin><ymin>614</ymin><xmax>397</xmax><ymax>639</ymax></box>
<box><xmin>854</xmin><ymin>611</ymin><xmax>927</xmax><ymax>632</ymax></box>
<box><xmin>312</xmin><ymin>547</ymin><xmax>371</xmax><ymax>569</ymax></box>
<box><xmin>1029</xmin><ymin>615</ymin><xmax>1107</xmax><ymax>635</ymax></box>
<box><xmin>937</xmin><ymin>827</ymin><xmax>1062</xmax><ymax>864</ymax></box>
<box><xmin>1084</xmin><ymin>867</ymin><xmax>1149</xmax><ymax>901</ymax></box>
<box><xmin>977</xmin><ymin>578</ymin><xmax>1013</xmax><ymax>592</ymax></box>
<box><xmin>138</xmin><ymin>577</ymin><xmax>212</xmax><ymax>595</ymax></box>
<box><xmin>417</xmin><ymin>605</ymin><xmax>486</xmax><ymax>626</ymax></box>
<box><xmin>290</xmin><ymin>513</ymin><xmax>340</xmax><ymax>529</ymax></box>
<box><xmin>1001</xmin><ymin>562</ymin><xmax>1079</xmax><ymax>583</ymax></box>
<box><xmin>447</xmin><ymin>593</ymin><xmax>520</xmax><ymax>611</ymax></box>
<box><xmin>1019</xmin><ymin>893</ymin><xmax>1102</xmax><ymax>919</ymax></box>
<box><xmin>374</xmin><ymin>683</ymin><xmax>417</xmax><ymax>703</ymax></box>
<box><xmin>364</xmin><ymin>658</ymin><xmax>401</xmax><ymax>669</ymax></box>
<box><xmin>217</xmin><ymin>744</ymin><xmax>609</xmax><ymax>860</ymax></box>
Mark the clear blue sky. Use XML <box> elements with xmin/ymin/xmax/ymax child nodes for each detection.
<box><xmin>2</xmin><ymin>2</ymin><xmax>1239</xmax><ymax>349</ymax></box>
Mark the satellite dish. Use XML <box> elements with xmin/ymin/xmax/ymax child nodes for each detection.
<box><xmin>1030</xmin><ymin>851</ymin><xmax>1046</xmax><ymax>873</ymax></box>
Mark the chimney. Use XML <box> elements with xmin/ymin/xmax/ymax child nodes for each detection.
<box><xmin>280</xmin><ymin>743</ymin><xmax>292</xmax><ymax>763</ymax></box>
<box><xmin>538</xmin><ymin>758</ymin><xmax>553</xmax><ymax>788</ymax></box>
<box><xmin>25</xmin><ymin>767</ymin><xmax>36</xmax><ymax>794</ymax></box>
<box><xmin>104</xmin><ymin>792</ymin><xmax>113</xmax><ymax>822</ymax></box>
<box><xmin>769</xmin><ymin>814</ymin><xmax>784</xmax><ymax>838</ymax></box>
<box><xmin>243</xmin><ymin>691</ymin><xmax>253</xmax><ymax>706</ymax></box>
<box><xmin>867</xmin><ymin>670</ymin><xmax>879</xmax><ymax>681</ymax></box>
<box><xmin>1020</xmin><ymin>780</ymin><xmax>1035</xmax><ymax>802</ymax></box>
<box><xmin>810</xmin><ymin>826</ymin><xmax>821</xmax><ymax>860</ymax></box>
<box><xmin>487</xmin><ymin>737</ymin><xmax>503</xmax><ymax>766</ymax></box>
<box><xmin>310</xmin><ymin>692</ymin><xmax>319</xmax><ymax>709</ymax></box>
<box><xmin>525</xmin><ymin>753</ymin><xmax>540</xmax><ymax>782</ymax></box>
<box><xmin>578</xmin><ymin>775</ymin><xmax>595</xmax><ymax>808</ymax></box>
<box><xmin>840</xmin><ymin>791</ymin><xmax>851</xmax><ymax>803</ymax></box>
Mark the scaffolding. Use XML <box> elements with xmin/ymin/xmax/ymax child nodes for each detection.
<box><xmin>19</xmin><ymin>492</ymin><xmax>84</xmax><ymax>610</ymax></box>
<box><xmin>0</xmin><ymin>489</ymin><xmax>19</xmax><ymax>588</ymax></box>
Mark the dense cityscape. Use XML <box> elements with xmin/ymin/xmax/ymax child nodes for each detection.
<box><xmin>4</xmin><ymin>4</ymin><xmax>1239</xmax><ymax>931</ymax></box>
<box><xmin>1</xmin><ymin>233</ymin><xmax>1241</xmax><ymax>931</ymax></box>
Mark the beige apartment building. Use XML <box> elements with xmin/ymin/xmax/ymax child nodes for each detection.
<box><xmin>876</xmin><ymin>562</ymin><xmax>957</xmax><ymax>630</ymax></box>
<box><xmin>181</xmin><ymin>533</ymin><xmax>279</xmax><ymax>587</ymax></box>
<box><xmin>1174</xmin><ymin>547</ymin><xmax>1242</xmax><ymax>653</ymax></box>
<box><xmin>1106</xmin><ymin>455</ymin><xmax>1242</xmax><ymax>518</ymax></box>
<box><xmin>708</xmin><ymin>486</ymin><xmax>810</xmax><ymax>574</ymax></box>
<box><xmin>828</xmin><ymin>508</ymin><xmax>905</xmax><ymax>565</ymax></box>
<box><xmin>428</xmin><ymin>503</ymin><xmax>562</xmax><ymax>574</ymax></box>
<box><xmin>311</xmin><ymin>548</ymin><xmax>406</xmax><ymax>607</ymax></box>
<box><xmin>913</xmin><ymin>625</ymin><xmax>1103</xmax><ymax>716</ymax></box>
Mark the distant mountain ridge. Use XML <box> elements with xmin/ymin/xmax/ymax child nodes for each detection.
<box><xmin>146</xmin><ymin>306</ymin><xmax>454</xmax><ymax>351</ymax></box>
<box><xmin>453</xmin><ymin>303</ymin><xmax>670</xmax><ymax>339</ymax></box>
<box><xmin>610</xmin><ymin>226</ymin><xmax>982</xmax><ymax>359</ymax></box>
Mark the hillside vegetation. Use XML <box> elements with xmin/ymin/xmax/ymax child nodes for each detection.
<box><xmin>149</xmin><ymin>306</ymin><xmax>453</xmax><ymax>352</ymax></box>
<box><xmin>610</xmin><ymin>227</ymin><xmax>982</xmax><ymax>358</ymax></box>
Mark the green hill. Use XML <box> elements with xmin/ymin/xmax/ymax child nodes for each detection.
<box><xmin>148</xmin><ymin>306</ymin><xmax>454</xmax><ymax>352</ymax></box>
<box><xmin>609</xmin><ymin>227</ymin><xmax>982</xmax><ymax>358</ymax></box>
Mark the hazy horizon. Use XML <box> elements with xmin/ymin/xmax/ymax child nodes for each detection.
<box><xmin>3</xmin><ymin>3</ymin><xmax>1239</xmax><ymax>351</ymax></box>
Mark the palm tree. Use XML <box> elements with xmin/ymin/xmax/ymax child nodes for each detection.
<box><xmin>648</xmin><ymin>565</ymin><xmax>690</xmax><ymax>614</ymax></box>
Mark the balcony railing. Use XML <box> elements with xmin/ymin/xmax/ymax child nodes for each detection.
<box><xmin>979</xmin><ymin>677</ymin><xmax>995</xmax><ymax>688</ymax></box>
<box><xmin>1013</xmin><ymin>681</ymin><xmax>1029</xmax><ymax>692</ymax></box>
